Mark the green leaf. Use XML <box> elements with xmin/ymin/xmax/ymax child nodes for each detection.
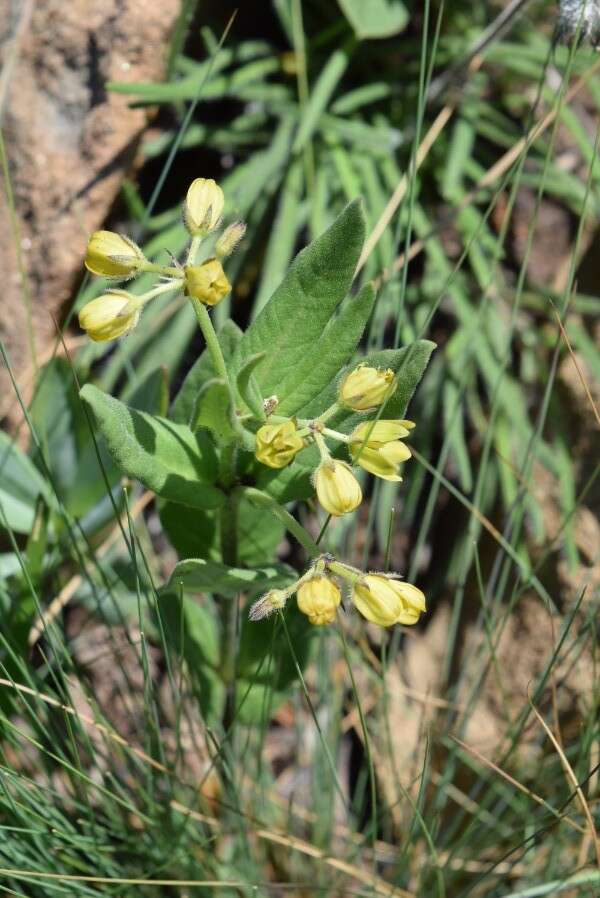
<box><xmin>236</xmin><ymin>498</ymin><xmax>285</xmax><ymax>566</ymax></box>
<box><xmin>236</xmin><ymin>352</ymin><xmax>266</xmax><ymax>419</ymax></box>
<box><xmin>159</xmin><ymin>496</ymin><xmax>284</xmax><ymax>567</ymax></box>
<box><xmin>159</xmin><ymin>503</ymin><xmax>219</xmax><ymax>561</ymax></box>
<box><xmin>233</xmin><ymin>200</ymin><xmax>367</xmax><ymax>407</ymax></box>
<box><xmin>80</xmin><ymin>384</ymin><xmax>224</xmax><ymax>510</ymax></box>
<box><xmin>122</xmin><ymin>365</ymin><xmax>169</xmax><ymax>415</ymax></box>
<box><xmin>236</xmin><ymin>602</ymin><xmax>312</xmax><ymax>725</ymax></box>
<box><xmin>337</xmin><ymin>0</ymin><xmax>408</xmax><ymax>39</ymax></box>
<box><xmin>193</xmin><ymin>378</ymin><xmax>237</xmax><ymax>444</ymax></box>
<box><xmin>0</xmin><ymin>432</ymin><xmax>53</xmax><ymax>534</ymax></box>
<box><xmin>30</xmin><ymin>358</ymin><xmax>120</xmax><ymax>519</ymax></box>
<box><xmin>156</xmin><ymin>592</ymin><xmax>224</xmax><ymax>723</ymax></box>
<box><xmin>164</xmin><ymin>558</ymin><xmax>296</xmax><ymax>598</ymax></box>
<box><xmin>277</xmin><ymin>283</ymin><xmax>376</xmax><ymax>415</ymax></box>
<box><xmin>171</xmin><ymin>319</ymin><xmax>242</xmax><ymax>426</ymax></box>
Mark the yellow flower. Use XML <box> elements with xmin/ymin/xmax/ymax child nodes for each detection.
<box><xmin>352</xmin><ymin>574</ymin><xmax>426</xmax><ymax>627</ymax></box>
<box><xmin>349</xmin><ymin>420</ymin><xmax>413</xmax><ymax>482</ymax></box>
<box><xmin>315</xmin><ymin>460</ymin><xmax>362</xmax><ymax>516</ymax></box>
<box><xmin>350</xmin><ymin>420</ymin><xmax>414</xmax><ymax>445</ymax></box>
<box><xmin>78</xmin><ymin>292</ymin><xmax>140</xmax><ymax>342</ymax></box>
<box><xmin>297</xmin><ymin>575</ymin><xmax>341</xmax><ymax>625</ymax></box>
<box><xmin>184</xmin><ymin>259</ymin><xmax>231</xmax><ymax>307</ymax></box>
<box><xmin>255</xmin><ymin>420</ymin><xmax>304</xmax><ymax>469</ymax></box>
<box><xmin>184</xmin><ymin>178</ymin><xmax>224</xmax><ymax>235</ymax></box>
<box><xmin>339</xmin><ymin>365</ymin><xmax>396</xmax><ymax>411</ymax></box>
<box><xmin>215</xmin><ymin>221</ymin><xmax>246</xmax><ymax>258</ymax></box>
<box><xmin>85</xmin><ymin>231</ymin><xmax>146</xmax><ymax>278</ymax></box>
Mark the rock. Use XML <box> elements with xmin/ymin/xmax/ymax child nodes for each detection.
<box><xmin>0</xmin><ymin>0</ymin><xmax>179</xmax><ymax>422</ymax></box>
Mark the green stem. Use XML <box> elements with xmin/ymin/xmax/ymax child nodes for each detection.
<box><xmin>186</xmin><ymin>235</ymin><xmax>202</xmax><ymax>265</ymax></box>
<box><xmin>220</xmin><ymin>483</ymin><xmax>239</xmax><ymax>733</ymax></box>
<box><xmin>139</xmin><ymin>280</ymin><xmax>184</xmax><ymax>304</ymax></box>
<box><xmin>322</xmin><ymin>427</ymin><xmax>350</xmax><ymax>443</ymax></box>
<box><xmin>237</xmin><ymin>486</ymin><xmax>320</xmax><ymax>558</ymax></box>
<box><xmin>316</xmin><ymin>402</ymin><xmax>341</xmax><ymax>425</ymax></box>
<box><xmin>189</xmin><ymin>297</ymin><xmax>229</xmax><ymax>381</ymax></box>
<box><xmin>189</xmin><ymin>296</ymin><xmax>249</xmax><ymax>444</ymax></box>
<box><xmin>141</xmin><ymin>261</ymin><xmax>183</xmax><ymax>278</ymax></box>
<box><xmin>313</xmin><ymin>431</ymin><xmax>332</xmax><ymax>463</ymax></box>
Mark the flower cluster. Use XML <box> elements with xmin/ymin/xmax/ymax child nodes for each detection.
<box><xmin>78</xmin><ymin>178</ymin><xmax>245</xmax><ymax>341</ymax></box>
<box><xmin>254</xmin><ymin>364</ymin><xmax>414</xmax><ymax>517</ymax></box>
<box><xmin>250</xmin><ymin>555</ymin><xmax>426</xmax><ymax>629</ymax></box>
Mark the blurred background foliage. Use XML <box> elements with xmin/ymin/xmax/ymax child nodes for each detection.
<box><xmin>1</xmin><ymin>0</ymin><xmax>600</xmax><ymax>895</ymax></box>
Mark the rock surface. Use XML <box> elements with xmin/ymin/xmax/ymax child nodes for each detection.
<box><xmin>0</xmin><ymin>0</ymin><xmax>179</xmax><ymax>421</ymax></box>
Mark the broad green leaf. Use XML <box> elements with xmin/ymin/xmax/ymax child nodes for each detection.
<box><xmin>80</xmin><ymin>384</ymin><xmax>224</xmax><ymax>510</ymax></box>
<box><xmin>236</xmin><ymin>602</ymin><xmax>312</xmax><ymax>725</ymax></box>
<box><xmin>277</xmin><ymin>283</ymin><xmax>376</xmax><ymax>415</ymax></box>
<box><xmin>237</xmin><ymin>498</ymin><xmax>285</xmax><ymax>566</ymax></box>
<box><xmin>171</xmin><ymin>319</ymin><xmax>242</xmax><ymax>426</ymax></box>
<box><xmin>156</xmin><ymin>592</ymin><xmax>224</xmax><ymax>723</ymax></box>
<box><xmin>236</xmin><ymin>352</ymin><xmax>266</xmax><ymax>419</ymax></box>
<box><xmin>159</xmin><ymin>497</ymin><xmax>284</xmax><ymax>567</ymax></box>
<box><xmin>193</xmin><ymin>378</ymin><xmax>237</xmax><ymax>444</ymax></box>
<box><xmin>0</xmin><ymin>432</ymin><xmax>53</xmax><ymax>534</ymax></box>
<box><xmin>337</xmin><ymin>0</ymin><xmax>408</xmax><ymax>39</ymax></box>
<box><xmin>165</xmin><ymin>558</ymin><xmax>296</xmax><ymax>598</ymax></box>
<box><xmin>233</xmin><ymin>200</ymin><xmax>367</xmax><ymax>406</ymax></box>
<box><xmin>30</xmin><ymin>358</ymin><xmax>119</xmax><ymax>519</ymax></box>
<box><xmin>159</xmin><ymin>503</ymin><xmax>219</xmax><ymax>561</ymax></box>
<box><xmin>252</xmin><ymin>160</ymin><xmax>305</xmax><ymax>316</ymax></box>
<box><xmin>122</xmin><ymin>365</ymin><xmax>169</xmax><ymax>415</ymax></box>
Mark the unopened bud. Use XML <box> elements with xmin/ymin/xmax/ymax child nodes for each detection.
<box><xmin>215</xmin><ymin>220</ymin><xmax>246</xmax><ymax>259</ymax></box>
<box><xmin>255</xmin><ymin>420</ymin><xmax>304</xmax><ymax>469</ymax></box>
<box><xmin>78</xmin><ymin>291</ymin><xmax>141</xmax><ymax>342</ymax></box>
<box><xmin>314</xmin><ymin>460</ymin><xmax>362</xmax><ymax>516</ymax></box>
<box><xmin>339</xmin><ymin>365</ymin><xmax>396</xmax><ymax>411</ymax></box>
<box><xmin>85</xmin><ymin>231</ymin><xmax>146</xmax><ymax>279</ymax></box>
<box><xmin>184</xmin><ymin>259</ymin><xmax>231</xmax><ymax>307</ymax></box>
<box><xmin>297</xmin><ymin>575</ymin><xmax>341</xmax><ymax>626</ymax></box>
<box><xmin>249</xmin><ymin>589</ymin><xmax>288</xmax><ymax>621</ymax></box>
<box><xmin>184</xmin><ymin>178</ymin><xmax>224</xmax><ymax>236</ymax></box>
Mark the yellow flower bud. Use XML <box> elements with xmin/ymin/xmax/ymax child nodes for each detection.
<box><xmin>314</xmin><ymin>460</ymin><xmax>362</xmax><ymax>516</ymax></box>
<box><xmin>339</xmin><ymin>365</ymin><xmax>396</xmax><ymax>411</ymax></box>
<box><xmin>352</xmin><ymin>574</ymin><xmax>426</xmax><ymax>627</ymax></box>
<box><xmin>297</xmin><ymin>575</ymin><xmax>341</xmax><ymax>626</ymax></box>
<box><xmin>78</xmin><ymin>291</ymin><xmax>140</xmax><ymax>342</ymax></box>
<box><xmin>215</xmin><ymin>221</ymin><xmax>246</xmax><ymax>259</ymax></box>
<box><xmin>184</xmin><ymin>259</ymin><xmax>231</xmax><ymax>307</ymax></box>
<box><xmin>349</xmin><ymin>419</ymin><xmax>414</xmax><ymax>481</ymax></box>
<box><xmin>255</xmin><ymin>420</ymin><xmax>304</xmax><ymax>469</ymax></box>
<box><xmin>350</xmin><ymin>440</ymin><xmax>411</xmax><ymax>482</ymax></box>
<box><xmin>85</xmin><ymin>231</ymin><xmax>146</xmax><ymax>279</ymax></box>
<box><xmin>184</xmin><ymin>178</ymin><xmax>224</xmax><ymax>235</ymax></box>
<box><xmin>350</xmin><ymin>420</ymin><xmax>414</xmax><ymax>446</ymax></box>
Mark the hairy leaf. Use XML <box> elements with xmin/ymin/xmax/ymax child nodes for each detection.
<box><xmin>165</xmin><ymin>557</ymin><xmax>296</xmax><ymax>597</ymax></box>
<box><xmin>81</xmin><ymin>384</ymin><xmax>224</xmax><ymax>509</ymax></box>
<box><xmin>233</xmin><ymin>200</ymin><xmax>366</xmax><ymax>405</ymax></box>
